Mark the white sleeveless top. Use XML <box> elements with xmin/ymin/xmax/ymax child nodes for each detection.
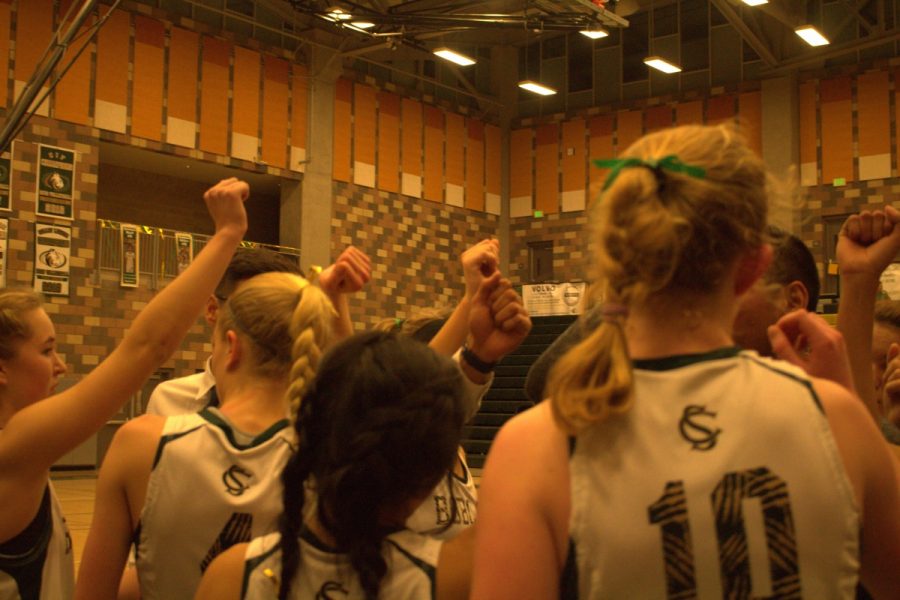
<box><xmin>565</xmin><ymin>348</ymin><xmax>860</xmax><ymax>600</ymax></box>
<box><xmin>0</xmin><ymin>484</ymin><xmax>74</xmax><ymax>600</ymax></box>
<box><xmin>242</xmin><ymin>529</ymin><xmax>442</xmax><ymax>599</ymax></box>
<box><xmin>135</xmin><ymin>408</ymin><xmax>295</xmax><ymax>600</ymax></box>
<box><xmin>405</xmin><ymin>449</ymin><xmax>477</xmax><ymax>540</ymax></box>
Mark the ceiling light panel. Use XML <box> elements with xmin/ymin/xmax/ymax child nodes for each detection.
<box><xmin>643</xmin><ymin>56</ymin><xmax>681</xmax><ymax>74</ymax></box>
<box><xmin>518</xmin><ymin>80</ymin><xmax>557</xmax><ymax>96</ymax></box>
<box><xmin>795</xmin><ymin>26</ymin><xmax>830</xmax><ymax>46</ymax></box>
<box><xmin>433</xmin><ymin>47</ymin><xmax>476</xmax><ymax>66</ymax></box>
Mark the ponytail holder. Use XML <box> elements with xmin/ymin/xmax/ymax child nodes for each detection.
<box><xmin>593</xmin><ymin>155</ymin><xmax>706</xmax><ymax>192</ymax></box>
<box><xmin>307</xmin><ymin>264</ymin><xmax>322</xmax><ymax>285</ymax></box>
<box><xmin>600</xmin><ymin>303</ymin><xmax>629</xmax><ymax>319</ymax></box>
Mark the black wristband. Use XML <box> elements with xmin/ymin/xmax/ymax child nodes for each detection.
<box><xmin>462</xmin><ymin>344</ymin><xmax>497</xmax><ymax>374</ymax></box>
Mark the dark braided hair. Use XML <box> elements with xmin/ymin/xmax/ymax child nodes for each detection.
<box><xmin>278</xmin><ymin>330</ymin><xmax>466</xmax><ymax>600</ymax></box>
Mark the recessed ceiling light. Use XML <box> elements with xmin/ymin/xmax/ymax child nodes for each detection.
<box><xmin>518</xmin><ymin>80</ymin><xmax>557</xmax><ymax>96</ymax></box>
<box><xmin>643</xmin><ymin>56</ymin><xmax>682</xmax><ymax>74</ymax></box>
<box><xmin>433</xmin><ymin>47</ymin><xmax>476</xmax><ymax>66</ymax></box>
<box><xmin>741</xmin><ymin>0</ymin><xmax>768</xmax><ymax>6</ymax></box>
<box><xmin>795</xmin><ymin>25</ymin><xmax>830</xmax><ymax>46</ymax></box>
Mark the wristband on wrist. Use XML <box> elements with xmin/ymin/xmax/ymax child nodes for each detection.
<box><xmin>461</xmin><ymin>344</ymin><xmax>497</xmax><ymax>374</ymax></box>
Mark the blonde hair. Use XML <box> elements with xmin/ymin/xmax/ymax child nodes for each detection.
<box><xmin>216</xmin><ymin>272</ymin><xmax>336</xmax><ymax>419</ymax></box>
<box><xmin>0</xmin><ymin>289</ymin><xmax>43</xmax><ymax>360</ymax></box>
<box><xmin>548</xmin><ymin>124</ymin><xmax>769</xmax><ymax>433</ymax></box>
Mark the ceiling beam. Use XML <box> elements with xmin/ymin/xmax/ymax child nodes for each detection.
<box><xmin>709</xmin><ymin>0</ymin><xmax>778</xmax><ymax>67</ymax></box>
<box><xmin>840</xmin><ymin>0</ymin><xmax>876</xmax><ymax>35</ymax></box>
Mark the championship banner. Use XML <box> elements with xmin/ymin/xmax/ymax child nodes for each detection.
<box><xmin>36</xmin><ymin>144</ymin><xmax>75</xmax><ymax>220</ymax></box>
<box><xmin>522</xmin><ymin>282</ymin><xmax>586</xmax><ymax>316</ymax></box>
<box><xmin>0</xmin><ymin>143</ymin><xmax>14</xmax><ymax>211</ymax></box>
<box><xmin>0</xmin><ymin>218</ymin><xmax>8</xmax><ymax>287</ymax></box>
<box><xmin>120</xmin><ymin>224</ymin><xmax>139</xmax><ymax>287</ymax></box>
<box><xmin>34</xmin><ymin>223</ymin><xmax>71</xmax><ymax>296</ymax></box>
<box><xmin>175</xmin><ymin>232</ymin><xmax>193</xmax><ymax>275</ymax></box>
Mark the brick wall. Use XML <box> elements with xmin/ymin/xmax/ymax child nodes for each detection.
<box><xmin>331</xmin><ymin>181</ymin><xmax>501</xmax><ymax>328</ymax></box>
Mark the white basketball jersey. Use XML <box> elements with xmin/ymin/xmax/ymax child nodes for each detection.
<box><xmin>242</xmin><ymin>529</ymin><xmax>442</xmax><ymax>599</ymax></box>
<box><xmin>136</xmin><ymin>408</ymin><xmax>296</xmax><ymax>600</ymax></box>
<box><xmin>406</xmin><ymin>449</ymin><xmax>477</xmax><ymax>540</ymax></box>
<box><xmin>0</xmin><ymin>484</ymin><xmax>74</xmax><ymax>600</ymax></box>
<box><xmin>566</xmin><ymin>348</ymin><xmax>860</xmax><ymax>600</ymax></box>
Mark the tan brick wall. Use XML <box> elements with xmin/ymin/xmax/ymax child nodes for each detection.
<box><xmin>331</xmin><ymin>182</ymin><xmax>501</xmax><ymax>328</ymax></box>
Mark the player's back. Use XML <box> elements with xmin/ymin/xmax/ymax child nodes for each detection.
<box><xmin>566</xmin><ymin>348</ymin><xmax>859</xmax><ymax>599</ymax></box>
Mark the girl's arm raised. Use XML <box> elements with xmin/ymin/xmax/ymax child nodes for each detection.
<box><xmin>0</xmin><ymin>179</ymin><xmax>247</xmax><ymax>534</ymax></box>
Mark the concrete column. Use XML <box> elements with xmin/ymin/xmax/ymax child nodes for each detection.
<box><xmin>761</xmin><ymin>74</ymin><xmax>799</xmax><ymax>233</ymax></box>
<box><xmin>490</xmin><ymin>46</ymin><xmax>519</xmax><ymax>273</ymax></box>
<box><xmin>279</xmin><ymin>179</ymin><xmax>302</xmax><ymax>249</ymax></box>
<box><xmin>295</xmin><ymin>42</ymin><xmax>342</xmax><ymax>270</ymax></box>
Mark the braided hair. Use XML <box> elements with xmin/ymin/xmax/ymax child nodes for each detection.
<box><xmin>278</xmin><ymin>331</ymin><xmax>467</xmax><ymax>600</ymax></box>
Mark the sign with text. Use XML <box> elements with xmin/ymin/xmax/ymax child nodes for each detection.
<box><xmin>120</xmin><ymin>224</ymin><xmax>140</xmax><ymax>287</ymax></box>
<box><xmin>37</xmin><ymin>144</ymin><xmax>75</xmax><ymax>219</ymax></box>
<box><xmin>0</xmin><ymin>143</ymin><xmax>13</xmax><ymax>211</ymax></box>
<box><xmin>175</xmin><ymin>232</ymin><xmax>193</xmax><ymax>275</ymax></box>
<box><xmin>522</xmin><ymin>282</ymin><xmax>586</xmax><ymax>316</ymax></box>
<box><xmin>34</xmin><ymin>223</ymin><xmax>71</xmax><ymax>296</ymax></box>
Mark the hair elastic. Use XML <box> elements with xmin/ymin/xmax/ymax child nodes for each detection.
<box><xmin>592</xmin><ymin>155</ymin><xmax>706</xmax><ymax>192</ymax></box>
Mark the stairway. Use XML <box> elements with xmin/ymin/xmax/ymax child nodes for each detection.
<box><xmin>464</xmin><ymin>315</ymin><xmax>578</xmax><ymax>470</ymax></box>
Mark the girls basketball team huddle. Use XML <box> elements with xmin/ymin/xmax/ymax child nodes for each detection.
<box><xmin>1</xmin><ymin>125</ymin><xmax>898</xmax><ymax>600</ymax></box>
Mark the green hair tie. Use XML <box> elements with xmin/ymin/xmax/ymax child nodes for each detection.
<box><xmin>593</xmin><ymin>155</ymin><xmax>706</xmax><ymax>192</ymax></box>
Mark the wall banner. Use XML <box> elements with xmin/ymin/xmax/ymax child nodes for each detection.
<box><xmin>34</xmin><ymin>223</ymin><xmax>71</xmax><ymax>296</ymax></box>
<box><xmin>36</xmin><ymin>144</ymin><xmax>75</xmax><ymax>220</ymax></box>
<box><xmin>120</xmin><ymin>224</ymin><xmax>139</xmax><ymax>287</ymax></box>
<box><xmin>0</xmin><ymin>142</ymin><xmax>14</xmax><ymax>211</ymax></box>
<box><xmin>0</xmin><ymin>218</ymin><xmax>8</xmax><ymax>287</ymax></box>
<box><xmin>175</xmin><ymin>232</ymin><xmax>193</xmax><ymax>275</ymax></box>
<box><xmin>522</xmin><ymin>282</ymin><xmax>586</xmax><ymax>316</ymax></box>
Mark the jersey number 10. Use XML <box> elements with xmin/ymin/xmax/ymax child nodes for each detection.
<box><xmin>647</xmin><ymin>466</ymin><xmax>800</xmax><ymax>599</ymax></box>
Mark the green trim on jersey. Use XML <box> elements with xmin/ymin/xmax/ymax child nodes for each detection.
<box><xmin>241</xmin><ymin>540</ymin><xmax>280</xmax><ymax>599</ymax></box>
<box><xmin>152</xmin><ymin>426</ymin><xmax>203</xmax><ymax>469</ymax></box>
<box><xmin>741</xmin><ymin>354</ymin><xmax>825</xmax><ymax>413</ymax></box>
<box><xmin>632</xmin><ymin>346</ymin><xmax>741</xmax><ymax>371</ymax></box>
<box><xmin>199</xmin><ymin>408</ymin><xmax>291</xmax><ymax>450</ymax></box>
<box><xmin>384</xmin><ymin>538</ymin><xmax>437</xmax><ymax>598</ymax></box>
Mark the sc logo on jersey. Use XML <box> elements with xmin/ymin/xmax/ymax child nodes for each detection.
<box><xmin>678</xmin><ymin>404</ymin><xmax>721</xmax><ymax>451</ymax></box>
<box><xmin>222</xmin><ymin>464</ymin><xmax>253</xmax><ymax>496</ymax></box>
<box><xmin>316</xmin><ymin>581</ymin><xmax>349</xmax><ymax>599</ymax></box>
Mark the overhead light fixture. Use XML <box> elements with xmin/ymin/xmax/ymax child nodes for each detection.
<box><xmin>350</xmin><ymin>21</ymin><xmax>375</xmax><ymax>29</ymax></box>
<box><xmin>795</xmin><ymin>25</ymin><xmax>830</xmax><ymax>46</ymax></box>
<box><xmin>325</xmin><ymin>7</ymin><xmax>353</xmax><ymax>21</ymax></box>
<box><xmin>518</xmin><ymin>80</ymin><xmax>557</xmax><ymax>96</ymax></box>
<box><xmin>580</xmin><ymin>28</ymin><xmax>609</xmax><ymax>39</ymax></box>
<box><xmin>741</xmin><ymin>0</ymin><xmax>768</xmax><ymax>5</ymax></box>
<box><xmin>433</xmin><ymin>47</ymin><xmax>476</xmax><ymax>66</ymax></box>
<box><xmin>643</xmin><ymin>56</ymin><xmax>682</xmax><ymax>74</ymax></box>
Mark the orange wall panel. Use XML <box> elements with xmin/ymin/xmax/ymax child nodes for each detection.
<box><xmin>706</xmin><ymin>95</ymin><xmax>735</xmax><ymax>125</ymax></box>
<box><xmin>509</xmin><ymin>128</ymin><xmax>533</xmax><ymax>201</ymax></box>
<box><xmin>401</xmin><ymin>98</ymin><xmax>423</xmax><ymax>177</ymax></box>
<box><xmin>820</xmin><ymin>77</ymin><xmax>853</xmax><ymax>183</ymax></box>
<box><xmin>799</xmin><ymin>81</ymin><xmax>817</xmax><ymax>178</ymax></box>
<box><xmin>485</xmin><ymin>124</ymin><xmax>501</xmax><ymax>196</ymax></box>
<box><xmin>95</xmin><ymin>7</ymin><xmax>130</xmax><ymax>106</ymax></box>
<box><xmin>53</xmin><ymin>0</ymin><xmax>91</xmax><ymax>124</ymax></box>
<box><xmin>423</xmin><ymin>106</ymin><xmax>444</xmax><ymax>203</ymax></box>
<box><xmin>535</xmin><ymin>124</ymin><xmax>559</xmax><ymax>215</ymax></box>
<box><xmin>589</xmin><ymin>116</ymin><xmax>614</xmax><ymax>194</ymax></box>
<box><xmin>676</xmin><ymin>100</ymin><xmax>703</xmax><ymax>125</ymax></box>
<box><xmin>199</xmin><ymin>36</ymin><xmax>231</xmax><ymax>156</ymax></box>
<box><xmin>466</xmin><ymin>119</ymin><xmax>484</xmax><ymax>211</ymax></box>
<box><xmin>14</xmin><ymin>0</ymin><xmax>52</xmax><ymax>84</ymax></box>
<box><xmin>354</xmin><ymin>84</ymin><xmax>376</xmax><ymax>168</ymax></box>
<box><xmin>645</xmin><ymin>106</ymin><xmax>672</xmax><ymax>133</ymax></box>
<box><xmin>562</xmin><ymin>118</ymin><xmax>586</xmax><ymax>193</ymax></box>
<box><xmin>261</xmin><ymin>56</ymin><xmax>289</xmax><ymax>169</ymax></box>
<box><xmin>131</xmin><ymin>16</ymin><xmax>165</xmax><ymax>141</ymax></box>
<box><xmin>332</xmin><ymin>78</ymin><xmax>352</xmax><ymax>182</ymax></box>
<box><xmin>377</xmin><ymin>91</ymin><xmax>400</xmax><ymax>193</ymax></box>
<box><xmin>738</xmin><ymin>91</ymin><xmax>762</xmax><ymax>157</ymax></box>
<box><xmin>445</xmin><ymin>112</ymin><xmax>465</xmax><ymax>187</ymax></box>
<box><xmin>858</xmin><ymin>71</ymin><xmax>890</xmax><ymax>157</ymax></box>
<box><xmin>617</xmin><ymin>110</ymin><xmax>642</xmax><ymax>154</ymax></box>
<box><xmin>168</xmin><ymin>28</ymin><xmax>199</xmax><ymax>122</ymax></box>
<box><xmin>291</xmin><ymin>65</ymin><xmax>308</xmax><ymax>170</ymax></box>
<box><xmin>233</xmin><ymin>47</ymin><xmax>261</xmax><ymax>138</ymax></box>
